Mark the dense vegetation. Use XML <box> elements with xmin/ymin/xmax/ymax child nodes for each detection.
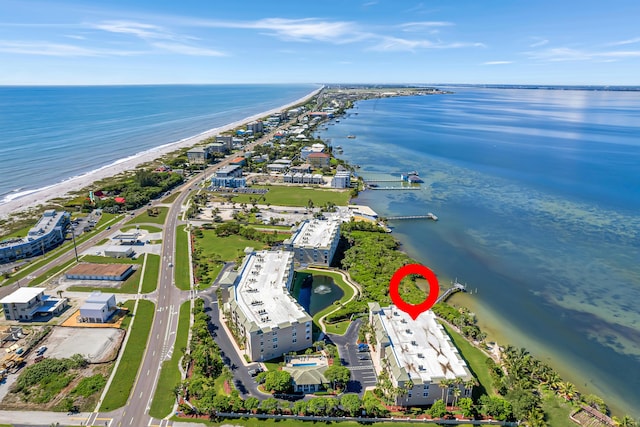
<box><xmin>12</xmin><ymin>354</ymin><xmax>87</xmax><ymax>405</ymax></box>
<box><xmin>75</xmin><ymin>169</ymin><xmax>183</xmax><ymax>212</ymax></box>
<box><xmin>325</xmin><ymin>221</ymin><xmax>427</xmax><ymax>323</ymax></box>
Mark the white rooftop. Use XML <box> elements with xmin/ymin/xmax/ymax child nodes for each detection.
<box><xmin>0</xmin><ymin>287</ymin><xmax>45</xmax><ymax>304</ymax></box>
<box><xmin>291</xmin><ymin>219</ymin><xmax>339</xmax><ymax>249</ymax></box>
<box><xmin>378</xmin><ymin>306</ymin><xmax>470</xmax><ymax>383</ymax></box>
<box><xmin>235</xmin><ymin>250</ymin><xmax>309</xmax><ymax>329</ymax></box>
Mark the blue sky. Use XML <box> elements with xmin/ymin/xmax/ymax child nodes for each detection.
<box><xmin>1</xmin><ymin>0</ymin><xmax>639</xmax><ymax>85</ymax></box>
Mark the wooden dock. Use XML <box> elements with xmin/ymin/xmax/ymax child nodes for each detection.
<box><xmin>368</xmin><ymin>186</ymin><xmax>420</xmax><ymax>191</ymax></box>
<box><xmin>436</xmin><ymin>281</ymin><xmax>467</xmax><ymax>304</ymax></box>
<box><xmin>386</xmin><ymin>212</ymin><xmax>438</xmax><ymax>220</ymax></box>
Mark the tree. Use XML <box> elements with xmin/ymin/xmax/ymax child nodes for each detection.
<box><xmin>340</xmin><ymin>393</ymin><xmax>362</xmax><ymax>417</ymax></box>
<box><xmin>264</xmin><ymin>370</ymin><xmax>292</xmax><ymax>394</ymax></box>
<box><xmin>212</xmin><ymin>395</ymin><xmax>231</xmax><ymax>413</ymax></box>
<box><xmin>613</xmin><ymin>416</ymin><xmax>637</xmax><ymax>427</ymax></box>
<box><xmin>293</xmin><ymin>399</ymin><xmax>308</xmax><ymax>415</ymax></box>
<box><xmin>259</xmin><ymin>397</ymin><xmax>280</xmax><ymax>414</ymax></box>
<box><xmin>307</xmin><ymin>397</ymin><xmax>328</xmax><ymax>415</ymax></box>
<box><xmin>325</xmin><ymin>365</ymin><xmax>351</xmax><ymax>390</ymax></box>
<box><xmin>244</xmin><ymin>397</ymin><xmax>259</xmax><ymax>413</ymax></box>
<box><xmin>429</xmin><ymin>399</ymin><xmax>447</xmax><ymax>418</ymax></box>
<box><xmin>458</xmin><ymin>397</ymin><xmax>475</xmax><ymax>418</ymax></box>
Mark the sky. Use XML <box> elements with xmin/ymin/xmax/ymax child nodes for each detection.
<box><xmin>1</xmin><ymin>0</ymin><xmax>639</xmax><ymax>85</ymax></box>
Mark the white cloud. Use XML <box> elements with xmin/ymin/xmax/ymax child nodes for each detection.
<box><xmin>483</xmin><ymin>60</ymin><xmax>512</xmax><ymax>65</ymax></box>
<box><xmin>0</xmin><ymin>40</ymin><xmax>136</xmax><ymax>56</ymax></box>
<box><xmin>606</xmin><ymin>37</ymin><xmax>640</xmax><ymax>46</ymax></box>
<box><xmin>526</xmin><ymin>47</ymin><xmax>640</xmax><ymax>62</ymax></box>
<box><xmin>400</xmin><ymin>21</ymin><xmax>454</xmax><ymax>32</ymax></box>
<box><xmin>151</xmin><ymin>42</ymin><xmax>225</xmax><ymax>57</ymax></box>
<box><xmin>529</xmin><ymin>38</ymin><xmax>549</xmax><ymax>48</ymax></box>
<box><xmin>371</xmin><ymin>36</ymin><xmax>484</xmax><ymax>51</ymax></box>
<box><xmin>92</xmin><ymin>21</ymin><xmax>182</xmax><ymax>41</ymax></box>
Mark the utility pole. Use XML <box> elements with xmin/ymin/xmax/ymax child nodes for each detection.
<box><xmin>70</xmin><ymin>225</ymin><xmax>79</xmax><ymax>263</ymax></box>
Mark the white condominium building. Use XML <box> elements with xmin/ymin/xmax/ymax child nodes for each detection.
<box><xmin>228</xmin><ymin>250</ymin><xmax>312</xmax><ymax>362</ymax></box>
<box><xmin>284</xmin><ymin>219</ymin><xmax>340</xmax><ymax>266</ymax></box>
<box><xmin>369</xmin><ymin>303</ymin><xmax>474</xmax><ymax>406</ymax></box>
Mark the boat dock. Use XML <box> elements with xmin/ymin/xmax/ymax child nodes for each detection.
<box><xmin>436</xmin><ymin>280</ymin><xmax>467</xmax><ymax>304</ymax></box>
<box><xmin>386</xmin><ymin>212</ymin><xmax>438</xmax><ymax>220</ymax></box>
<box><xmin>368</xmin><ymin>186</ymin><xmax>421</xmax><ymax>190</ymax></box>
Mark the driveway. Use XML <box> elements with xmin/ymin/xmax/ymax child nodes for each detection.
<box><xmin>199</xmin><ymin>288</ymin><xmax>263</xmax><ymax>399</ymax></box>
<box><xmin>326</xmin><ymin>318</ymin><xmax>378</xmax><ymax>395</ymax></box>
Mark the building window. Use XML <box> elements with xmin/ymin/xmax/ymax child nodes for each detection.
<box><xmin>273</xmin><ymin>337</ymin><xmax>278</xmax><ymax>342</ymax></box>
<box><xmin>273</xmin><ymin>344</ymin><xmax>278</xmax><ymax>349</ymax></box>
<box><xmin>292</xmin><ymin>338</ymin><xmax>297</xmax><ymax>343</ymax></box>
<box><xmin>423</xmin><ymin>392</ymin><xmax>429</xmax><ymax>397</ymax></box>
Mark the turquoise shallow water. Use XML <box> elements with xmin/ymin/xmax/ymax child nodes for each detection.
<box><xmin>319</xmin><ymin>87</ymin><xmax>640</xmax><ymax>417</ymax></box>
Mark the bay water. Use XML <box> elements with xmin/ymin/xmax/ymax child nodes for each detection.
<box><xmin>319</xmin><ymin>87</ymin><xmax>640</xmax><ymax>417</ymax></box>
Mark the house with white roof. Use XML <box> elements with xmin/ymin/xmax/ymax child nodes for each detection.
<box><xmin>284</xmin><ymin>219</ymin><xmax>340</xmax><ymax>266</ymax></box>
<box><xmin>226</xmin><ymin>250</ymin><xmax>312</xmax><ymax>361</ymax></box>
<box><xmin>0</xmin><ymin>287</ymin><xmax>67</xmax><ymax>321</ymax></box>
<box><xmin>368</xmin><ymin>302</ymin><xmax>474</xmax><ymax>406</ymax></box>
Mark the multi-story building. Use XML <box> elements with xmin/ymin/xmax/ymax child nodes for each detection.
<box><xmin>186</xmin><ymin>147</ymin><xmax>207</xmax><ymax>165</ymax></box>
<box><xmin>284</xmin><ymin>219</ymin><xmax>340</xmax><ymax>266</ymax></box>
<box><xmin>0</xmin><ymin>287</ymin><xmax>67</xmax><ymax>321</ymax></box>
<box><xmin>368</xmin><ymin>303</ymin><xmax>474</xmax><ymax>406</ymax></box>
<box><xmin>247</xmin><ymin>121</ymin><xmax>264</xmax><ymax>134</ymax></box>
<box><xmin>227</xmin><ymin>250</ymin><xmax>312</xmax><ymax>361</ymax></box>
<box><xmin>307</xmin><ymin>152</ymin><xmax>330</xmax><ymax>168</ymax></box>
<box><xmin>215</xmin><ymin>135</ymin><xmax>233</xmax><ymax>150</ymax></box>
<box><xmin>210</xmin><ymin>164</ymin><xmax>245</xmax><ymax>188</ymax></box>
<box><xmin>331</xmin><ymin>168</ymin><xmax>351</xmax><ymax>188</ymax></box>
<box><xmin>0</xmin><ymin>210</ymin><xmax>70</xmax><ymax>263</ymax></box>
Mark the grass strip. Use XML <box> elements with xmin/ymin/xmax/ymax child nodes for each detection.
<box><xmin>100</xmin><ymin>299</ymin><xmax>155</xmax><ymax>411</ymax></box>
<box><xmin>230</xmin><ymin>185</ymin><xmax>350</xmax><ymax>207</ymax></box>
<box><xmin>29</xmin><ymin>257</ymin><xmax>77</xmax><ymax>286</ymax></box>
<box><xmin>175</xmin><ymin>225</ymin><xmax>191</xmax><ymax>290</ymax></box>
<box><xmin>141</xmin><ymin>253</ymin><xmax>160</xmax><ymax>293</ymax></box>
<box><xmin>149</xmin><ymin>300</ymin><xmax>190</xmax><ymax>418</ymax></box>
<box><xmin>125</xmin><ymin>206</ymin><xmax>169</xmax><ymax>225</ymax></box>
<box><xmin>440</xmin><ymin>322</ymin><xmax>496</xmax><ymax>397</ymax></box>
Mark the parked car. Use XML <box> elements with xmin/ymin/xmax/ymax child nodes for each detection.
<box><xmin>248</xmin><ymin>367</ymin><xmax>263</xmax><ymax>377</ymax></box>
<box><xmin>36</xmin><ymin>346</ymin><xmax>47</xmax><ymax>355</ymax></box>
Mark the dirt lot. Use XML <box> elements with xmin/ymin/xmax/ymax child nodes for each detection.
<box><xmin>44</xmin><ymin>326</ymin><xmax>124</xmax><ymax>363</ymax></box>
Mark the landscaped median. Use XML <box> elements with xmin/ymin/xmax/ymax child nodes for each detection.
<box><xmin>149</xmin><ymin>300</ymin><xmax>191</xmax><ymax>418</ymax></box>
<box><xmin>100</xmin><ymin>299</ymin><xmax>155</xmax><ymax>411</ymax></box>
<box><xmin>175</xmin><ymin>225</ymin><xmax>191</xmax><ymax>290</ymax></box>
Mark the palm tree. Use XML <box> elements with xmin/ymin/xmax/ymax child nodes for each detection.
<box><xmin>452</xmin><ymin>387</ymin><xmax>462</xmax><ymax>408</ymax></box>
<box><xmin>464</xmin><ymin>378</ymin><xmax>478</xmax><ymax>397</ymax></box>
<box><xmin>440</xmin><ymin>379</ymin><xmax>454</xmax><ymax>408</ymax></box>
<box><xmin>526</xmin><ymin>408</ymin><xmax>547</xmax><ymax>427</ymax></box>
<box><xmin>613</xmin><ymin>415</ymin><xmax>637</xmax><ymax>427</ymax></box>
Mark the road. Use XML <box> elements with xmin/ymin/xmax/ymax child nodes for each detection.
<box><xmin>0</xmin><ymin>109</ymin><xmax>316</xmax><ymax>426</ymax></box>
<box><xmin>326</xmin><ymin>319</ymin><xmax>378</xmax><ymax>396</ymax></box>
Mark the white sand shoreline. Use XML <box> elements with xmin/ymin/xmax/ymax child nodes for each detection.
<box><xmin>0</xmin><ymin>87</ymin><xmax>322</xmax><ymax>221</ymax></box>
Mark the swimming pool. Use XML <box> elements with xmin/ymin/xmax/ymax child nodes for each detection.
<box><xmin>292</xmin><ymin>362</ymin><xmax>317</xmax><ymax>367</ymax></box>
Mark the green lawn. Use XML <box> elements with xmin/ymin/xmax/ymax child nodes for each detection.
<box><xmin>141</xmin><ymin>253</ymin><xmax>160</xmax><ymax>293</ymax></box>
<box><xmin>171</xmin><ymin>417</ymin><xmax>476</xmax><ymax>427</ymax></box>
<box><xmin>100</xmin><ymin>299</ymin><xmax>155</xmax><ymax>411</ymax></box>
<box><xmin>162</xmin><ymin>192</ymin><xmax>181</xmax><ymax>203</ymax></box>
<box><xmin>440</xmin><ymin>322</ymin><xmax>496</xmax><ymax>397</ymax></box>
<box><xmin>230</xmin><ymin>185</ymin><xmax>350</xmax><ymax>207</ymax></box>
<box><xmin>29</xmin><ymin>257</ymin><xmax>77</xmax><ymax>286</ymax></box>
<box><xmin>326</xmin><ymin>320</ymin><xmax>351</xmax><ymax>335</ymax></box>
<box><xmin>149</xmin><ymin>300</ymin><xmax>190</xmax><ymax>418</ymax></box>
<box><xmin>175</xmin><ymin>225</ymin><xmax>191</xmax><ymax>290</ymax></box>
<box><xmin>125</xmin><ymin>206</ymin><xmax>169</xmax><ymax>225</ymax></box>
<box><xmin>196</xmin><ymin>231</ymin><xmax>266</xmax><ymax>261</ymax></box>
<box><xmin>2</xmin><ymin>224</ymin><xmax>32</xmax><ymax>239</ymax></box>
<box><xmin>541</xmin><ymin>390</ymin><xmax>578</xmax><ymax>427</ymax></box>
<box><xmin>122</xmin><ymin>225</ymin><xmax>163</xmax><ymax>233</ymax></box>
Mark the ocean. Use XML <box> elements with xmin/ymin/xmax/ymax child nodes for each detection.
<box><xmin>0</xmin><ymin>84</ymin><xmax>317</xmax><ymax>204</ymax></box>
<box><xmin>318</xmin><ymin>87</ymin><xmax>640</xmax><ymax>417</ymax></box>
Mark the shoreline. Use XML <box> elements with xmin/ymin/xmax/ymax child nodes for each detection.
<box><xmin>0</xmin><ymin>86</ymin><xmax>322</xmax><ymax>221</ymax></box>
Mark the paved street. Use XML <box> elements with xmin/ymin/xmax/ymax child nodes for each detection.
<box><xmin>326</xmin><ymin>319</ymin><xmax>378</xmax><ymax>395</ymax></box>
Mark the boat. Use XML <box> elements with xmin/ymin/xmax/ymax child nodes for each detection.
<box><xmin>347</xmin><ymin>135</ymin><xmax>356</xmax><ymax>139</ymax></box>
<box><xmin>427</xmin><ymin>212</ymin><xmax>438</xmax><ymax>221</ymax></box>
<box><xmin>407</xmin><ymin>170</ymin><xmax>419</xmax><ymax>176</ymax></box>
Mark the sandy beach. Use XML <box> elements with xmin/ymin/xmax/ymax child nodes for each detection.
<box><xmin>0</xmin><ymin>87</ymin><xmax>321</xmax><ymax>221</ymax></box>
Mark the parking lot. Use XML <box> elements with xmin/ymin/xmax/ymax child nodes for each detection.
<box><xmin>327</xmin><ymin>319</ymin><xmax>378</xmax><ymax>395</ymax></box>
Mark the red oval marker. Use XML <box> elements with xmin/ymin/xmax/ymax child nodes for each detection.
<box><xmin>389</xmin><ymin>264</ymin><xmax>440</xmax><ymax>320</ymax></box>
